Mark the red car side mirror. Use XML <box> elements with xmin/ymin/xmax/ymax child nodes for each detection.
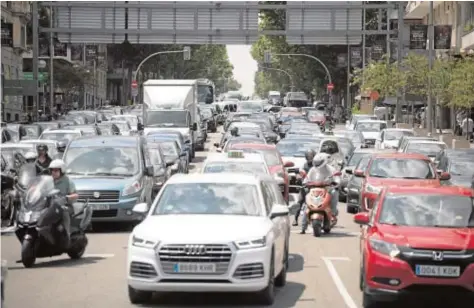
<box><xmin>354</xmin><ymin>170</ymin><xmax>365</xmax><ymax>177</ymax></box>
<box><xmin>284</xmin><ymin>161</ymin><xmax>294</xmax><ymax>168</ymax></box>
<box><xmin>354</xmin><ymin>212</ymin><xmax>370</xmax><ymax>224</ymax></box>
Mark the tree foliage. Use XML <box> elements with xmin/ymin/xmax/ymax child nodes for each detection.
<box><xmin>352</xmin><ymin>52</ymin><xmax>474</xmax><ymax>108</ymax></box>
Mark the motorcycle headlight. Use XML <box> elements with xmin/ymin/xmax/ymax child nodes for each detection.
<box><xmin>365</xmin><ymin>184</ymin><xmax>382</xmax><ymax>194</ymax></box>
<box><xmin>233</xmin><ymin>236</ymin><xmax>266</xmax><ymax>250</ymax></box>
<box><xmin>123</xmin><ymin>181</ymin><xmax>141</xmax><ymax>196</ymax></box>
<box><xmin>131</xmin><ymin>235</ymin><xmax>159</xmax><ymax>249</ymax></box>
<box><xmin>369</xmin><ymin>238</ymin><xmax>400</xmax><ymax>258</ymax></box>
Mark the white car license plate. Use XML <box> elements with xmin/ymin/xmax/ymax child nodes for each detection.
<box><xmin>174</xmin><ymin>263</ymin><xmax>216</xmax><ymax>273</ymax></box>
<box><xmin>91</xmin><ymin>204</ymin><xmax>110</xmax><ymax>211</ymax></box>
<box><xmin>415</xmin><ymin>265</ymin><xmax>460</xmax><ymax>277</ymax></box>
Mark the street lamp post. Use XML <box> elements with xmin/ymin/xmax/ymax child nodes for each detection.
<box><xmin>258</xmin><ymin>65</ymin><xmax>294</xmax><ymax>91</ymax></box>
<box><xmin>133</xmin><ymin>47</ymin><xmax>191</xmax><ymax>123</ymax></box>
<box><xmin>272</xmin><ymin>53</ymin><xmax>333</xmax><ymax>103</ymax></box>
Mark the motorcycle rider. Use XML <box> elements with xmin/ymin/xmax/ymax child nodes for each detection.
<box><xmin>300</xmin><ymin>153</ymin><xmax>340</xmax><ymax>234</ymax></box>
<box><xmin>24</xmin><ymin>151</ymin><xmax>37</xmax><ymax>164</ymax></box>
<box><xmin>49</xmin><ymin>159</ymin><xmax>78</xmax><ymax>247</ymax></box>
<box><xmin>293</xmin><ymin>149</ymin><xmax>316</xmax><ymax>226</ymax></box>
<box><xmin>36</xmin><ymin>144</ymin><xmax>52</xmax><ymax>174</ymax></box>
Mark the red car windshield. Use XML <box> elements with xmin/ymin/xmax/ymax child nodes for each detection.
<box><xmin>368</xmin><ymin>158</ymin><xmax>436</xmax><ymax>179</ymax></box>
<box><xmin>379</xmin><ymin>194</ymin><xmax>474</xmax><ymax>228</ymax></box>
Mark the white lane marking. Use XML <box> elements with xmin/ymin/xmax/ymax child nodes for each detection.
<box><xmin>322</xmin><ymin>257</ymin><xmax>358</xmax><ymax>308</ymax></box>
<box><xmin>83</xmin><ymin>253</ymin><xmax>115</xmax><ymax>258</ymax></box>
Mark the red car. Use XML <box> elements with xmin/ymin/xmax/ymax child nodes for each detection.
<box><xmin>307</xmin><ymin>110</ymin><xmax>326</xmax><ymax>128</ymax></box>
<box><xmin>355</xmin><ymin>186</ymin><xmax>474</xmax><ymax>307</ymax></box>
<box><xmin>228</xmin><ymin>143</ymin><xmax>292</xmax><ymax>202</ymax></box>
<box><xmin>354</xmin><ymin>153</ymin><xmax>450</xmax><ymax>211</ymax></box>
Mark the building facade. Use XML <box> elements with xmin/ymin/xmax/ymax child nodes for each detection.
<box><xmin>1</xmin><ymin>1</ymin><xmax>29</xmax><ymax>122</ymax></box>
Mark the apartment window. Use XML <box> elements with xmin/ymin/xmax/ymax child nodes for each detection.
<box><xmin>14</xmin><ymin>114</ymin><xmax>19</xmax><ymax>122</ymax></box>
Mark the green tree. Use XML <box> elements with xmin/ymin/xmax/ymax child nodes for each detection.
<box><xmin>401</xmin><ymin>53</ymin><xmax>429</xmax><ymax>96</ymax></box>
<box><xmin>226</xmin><ymin>78</ymin><xmax>242</xmax><ymax>91</ymax></box>
<box><xmin>447</xmin><ymin>57</ymin><xmax>474</xmax><ymax>108</ymax></box>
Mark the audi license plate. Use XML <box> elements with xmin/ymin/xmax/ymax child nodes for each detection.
<box><xmin>174</xmin><ymin>263</ymin><xmax>216</xmax><ymax>273</ymax></box>
<box><xmin>415</xmin><ymin>265</ymin><xmax>460</xmax><ymax>277</ymax></box>
<box><xmin>91</xmin><ymin>204</ymin><xmax>110</xmax><ymax>211</ymax></box>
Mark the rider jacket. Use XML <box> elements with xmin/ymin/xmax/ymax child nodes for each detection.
<box><xmin>36</xmin><ymin>155</ymin><xmax>52</xmax><ymax>174</ymax></box>
<box><xmin>302</xmin><ymin>161</ymin><xmax>313</xmax><ymax>173</ymax></box>
<box><xmin>303</xmin><ymin>164</ymin><xmax>338</xmax><ymax>186</ymax></box>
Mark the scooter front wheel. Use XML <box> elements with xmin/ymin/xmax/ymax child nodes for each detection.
<box><xmin>312</xmin><ymin>219</ymin><xmax>322</xmax><ymax>237</ymax></box>
<box><xmin>21</xmin><ymin>238</ymin><xmax>36</xmax><ymax>268</ymax></box>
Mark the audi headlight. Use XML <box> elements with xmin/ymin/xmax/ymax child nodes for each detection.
<box><xmin>365</xmin><ymin>184</ymin><xmax>382</xmax><ymax>194</ymax></box>
<box><xmin>123</xmin><ymin>181</ymin><xmax>141</xmax><ymax>196</ymax></box>
<box><xmin>131</xmin><ymin>235</ymin><xmax>159</xmax><ymax>249</ymax></box>
<box><xmin>233</xmin><ymin>236</ymin><xmax>266</xmax><ymax>250</ymax></box>
<box><xmin>369</xmin><ymin>238</ymin><xmax>400</xmax><ymax>258</ymax></box>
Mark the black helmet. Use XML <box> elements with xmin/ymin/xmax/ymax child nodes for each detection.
<box><xmin>230</xmin><ymin>127</ymin><xmax>239</xmax><ymax>137</ymax></box>
<box><xmin>36</xmin><ymin>144</ymin><xmax>48</xmax><ymax>153</ymax></box>
<box><xmin>304</xmin><ymin>149</ymin><xmax>316</xmax><ymax>162</ymax></box>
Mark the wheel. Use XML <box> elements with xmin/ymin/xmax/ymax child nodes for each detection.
<box><xmin>275</xmin><ymin>243</ymin><xmax>288</xmax><ymax>287</ymax></box>
<box><xmin>362</xmin><ymin>291</ymin><xmax>378</xmax><ymax>308</ymax></box>
<box><xmin>346</xmin><ymin>205</ymin><xmax>358</xmax><ymax>214</ymax></box>
<box><xmin>255</xmin><ymin>251</ymin><xmax>275</xmax><ymax>305</ymax></box>
<box><xmin>128</xmin><ymin>285</ymin><xmax>152</xmax><ymax>304</ymax></box>
<box><xmin>312</xmin><ymin>219</ymin><xmax>322</xmax><ymax>237</ymax></box>
<box><xmin>323</xmin><ymin>226</ymin><xmax>331</xmax><ymax>234</ymax></box>
<box><xmin>67</xmin><ymin>235</ymin><xmax>87</xmax><ymax>259</ymax></box>
<box><xmin>21</xmin><ymin>238</ymin><xmax>36</xmax><ymax>268</ymax></box>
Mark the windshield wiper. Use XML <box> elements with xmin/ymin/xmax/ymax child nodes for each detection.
<box><xmin>369</xmin><ymin>174</ymin><xmax>387</xmax><ymax>178</ymax></box>
<box><xmin>88</xmin><ymin>172</ymin><xmax>131</xmax><ymax>177</ymax></box>
<box><xmin>401</xmin><ymin>176</ymin><xmax>424</xmax><ymax>179</ymax></box>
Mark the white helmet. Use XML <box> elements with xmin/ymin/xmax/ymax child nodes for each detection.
<box><xmin>49</xmin><ymin>159</ymin><xmax>66</xmax><ymax>173</ymax></box>
<box><xmin>24</xmin><ymin>151</ymin><xmax>37</xmax><ymax>161</ymax></box>
<box><xmin>312</xmin><ymin>153</ymin><xmax>328</xmax><ymax>168</ymax></box>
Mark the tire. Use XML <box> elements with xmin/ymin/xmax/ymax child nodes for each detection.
<box><xmin>323</xmin><ymin>226</ymin><xmax>331</xmax><ymax>234</ymax></box>
<box><xmin>362</xmin><ymin>291</ymin><xmax>378</xmax><ymax>308</ymax></box>
<box><xmin>255</xmin><ymin>251</ymin><xmax>275</xmax><ymax>306</ymax></box>
<box><xmin>275</xmin><ymin>242</ymin><xmax>288</xmax><ymax>287</ymax></box>
<box><xmin>21</xmin><ymin>238</ymin><xmax>36</xmax><ymax>268</ymax></box>
<box><xmin>346</xmin><ymin>205</ymin><xmax>358</xmax><ymax>214</ymax></box>
<box><xmin>128</xmin><ymin>285</ymin><xmax>152</xmax><ymax>304</ymax></box>
<box><xmin>312</xmin><ymin>219</ymin><xmax>322</xmax><ymax>237</ymax></box>
<box><xmin>67</xmin><ymin>235</ymin><xmax>87</xmax><ymax>259</ymax></box>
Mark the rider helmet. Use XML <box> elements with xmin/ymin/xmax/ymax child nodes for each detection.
<box><xmin>24</xmin><ymin>151</ymin><xmax>37</xmax><ymax>163</ymax></box>
<box><xmin>36</xmin><ymin>143</ymin><xmax>48</xmax><ymax>153</ymax></box>
<box><xmin>312</xmin><ymin>153</ymin><xmax>328</xmax><ymax>168</ymax></box>
<box><xmin>304</xmin><ymin>149</ymin><xmax>316</xmax><ymax>162</ymax></box>
<box><xmin>49</xmin><ymin>159</ymin><xmax>66</xmax><ymax>174</ymax></box>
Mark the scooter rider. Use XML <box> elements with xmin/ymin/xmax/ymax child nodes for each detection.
<box><xmin>293</xmin><ymin>149</ymin><xmax>316</xmax><ymax>226</ymax></box>
<box><xmin>49</xmin><ymin>159</ymin><xmax>78</xmax><ymax>247</ymax></box>
<box><xmin>300</xmin><ymin>153</ymin><xmax>340</xmax><ymax>234</ymax></box>
<box><xmin>36</xmin><ymin>144</ymin><xmax>52</xmax><ymax>174</ymax></box>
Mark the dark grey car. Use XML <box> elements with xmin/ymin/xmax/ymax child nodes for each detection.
<box><xmin>345</xmin><ymin>155</ymin><xmax>372</xmax><ymax>214</ymax></box>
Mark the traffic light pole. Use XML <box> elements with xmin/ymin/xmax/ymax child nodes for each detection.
<box><xmin>258</xmin><ymin>65</ymin><xmax>295</xmax><ymax>91</ymax></box>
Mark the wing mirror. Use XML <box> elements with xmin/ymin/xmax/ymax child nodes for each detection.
<box><xmin>145</xmin><ymin>165</ymin><xmax>154</xmax><ymax>176</ymax></box>
<box><xmin>283</xmin><ymin>161</ymin><xmax>294</xmax><ymax>168</ymax></box>
<box><xmin>345</xmin><ymin>168</ymin><xmax>353</xmax><ymax>175</ymax></box>
<box><xmin>137</xmin><ymin>123</ymin><xmax>144</xmax><ymax>131</ymax></box>
<box><xmin>354</xmin><ymin>170</ymin><xmax>365</xmax><ymax>177</ymax></box>
<box><xmin>354</xmin><ymin>212</ymin><xmax>370</xmax><ymax>224</ymax></box>
<box><xmin>165</xmin><ymin>161</ymin><xmax>174</xmax><ymax>168</ymax></box>
<box><xmin>179</xmin><ymin>152</ymin><xmax>187</xmax><ymax>158</ymax></box>
<box><xmin>132</xmin><ymin>202</ymin><xmax>148</xmax><ymax>214</ymax></box>
<box><xmin>270</xmin><ymin>204</ymin><xmax>289</xmax><ymax>219</ymax></box>
<box><xmin>191</xmin><ymin>123</ymin><xmax>198</xmax><ymax>131</ymax></box>
<box><xmin>185</xmin><ymin>140</ymin><xmax>191</xmax><ymax>144</ymax></box>
<box><xmin>439</xmin><ymin>172</ymin><xmax>451</xmax><ymax>181</ymax></box>
<box><xmin>171</xmin><ymin>163</ymin><xmax>179</xmax><ymax>171</ymax></box>
<box><xmin>213</xmin><ymin>142</ymin><xmax>219</xmax><ymax>147</ymax></box>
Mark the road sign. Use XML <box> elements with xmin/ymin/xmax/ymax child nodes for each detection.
<box><xmin>131</xmin><ymin>80</ymin><xmax>138</xmax><ymax>89</ymax></box>
<box><xmin>264</xmin><ymin>51</ymin><xmax>272</xmax><ymax>64</ymax></box>
<box><xmin>183</xmin><ymin>46</ymin><xmax>191</xmax><ymax>60</ymax></box>
<box><xmin>370</xmin><ymin>91</ymin><xmax>380</xmax><ymax>101</ymax></box>
<box><xmin>327</xmin><ymin>83</ymin><xmax>334</xmax><ymax>91</ymax></box>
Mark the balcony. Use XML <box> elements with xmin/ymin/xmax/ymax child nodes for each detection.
<box><xmin>404</xmin><ymin>1</ymin><xmax>442</xmax><ymax>19</ymax></box>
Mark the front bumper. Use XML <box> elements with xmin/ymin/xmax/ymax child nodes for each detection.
<box><xmin>127</xmin><ymin>243</ymin><xmax>271</xmax><ymax>293</ymax></box>
<box><xmin>91</xmin><ymin>196</ymin><xmax>142</xmax><ymax>222</ymax></box>
<box><xmin>365</xmin><ymin>250</ymin><xmax>474</xmax><ymax>302</ymax></box>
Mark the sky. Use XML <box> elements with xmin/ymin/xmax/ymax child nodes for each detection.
<box><xmin>226</xmin><ymin>45</ymin><xmax>257</xmax><ymax>96</ymax></box>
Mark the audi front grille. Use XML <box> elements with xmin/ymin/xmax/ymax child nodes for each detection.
<box><xmin>158</xmin><ymin>244</ymin><xmax>232</xmax><ymax>275</ymax></box>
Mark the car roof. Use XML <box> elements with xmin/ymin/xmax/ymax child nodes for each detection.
<box><xmin>205</xmin><ymin>152</ymin><xmax>266</xmax><ymax>164</ymax></box>
<box><xmin>230</xmin><ymin>122</ymin><xmax>260</xmax><ymax>128</ymax></box>
<box><xmin>166</xmin><ymin>173</ymin><xmax>268</xmax><ymax>185</ymax></box>
<box><xmin>229</xmin><ymin>143</ymin><xmax>277</xmax><ymax>150</ymax></box>
<box><xmin>403</xmin><ymin>135</ymin><xmax>436</xmax><ymax>140</ymax></box>
<box><xmin>20</xmin><ymin>139</ymin><xmax>58</xmax><ymax>145</ymax></box>
<box><xmin>108</xmin><ymin>120</ymin><xmax>129</xmax><ymax>124</ymax></box>
<box><xmin>42</xmin><ymin>129</ymin><xmax>82</xmax><ymax>134</ymax></box>
<box><xmin>68</xmin><ymin>136</ymin><xmax>140</xmax><ymax>147</ymax></box>
<box><xmin>383</xmin><ymin>128</ymin><xmax>414</xmax><ymax>132</ymax></box>
<box><xmin>111</xmin><ymin>114</ymin><xmax>137</xmax><ymax>118</ymax></box>
<box><xmin>406</xmin><ymin>140</ymin><xmax>446</xmax><ymax>145</ymax></box>
<box><xmin>444</xmin><ymin>148</ymin><xmax>474</xmax><ymax>156</ymax></box>
<box><xmin>356</xmin><ymin>119</ymin><xmax>386</xmax><ymax>124</ymax></box>
<box><xmin>372</xmin><ymin>152</ymin><xmax>431</xmax><ymax>160</ymax></box>
<box><xmin>353</xmin><ymin>148</ymin><xmax>383</xmax><ymax>153</ymax></box>
<box><xmin>384</xmin><ymin>185</ymin><xmax>474</xmax><ymax>197</ymax></box>
<box><xmin>2</xmin><ymin>143</ymin><xmax>34</xmax><ymax>149</ymax></box>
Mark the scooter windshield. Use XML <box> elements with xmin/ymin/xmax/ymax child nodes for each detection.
<box><xmin>18</xmin><ymin>163</ymin><xmax>37</xmax><ymax>188</ymax></box>
<box><xmin>24</xmin><ymin>175</ymin><xmax>55</xmax><ymax>210</ymax></box>
<box><xmin>307</xmin><ymin>167</ymin><xmax>332</xmax><ymax>183</ymax></box>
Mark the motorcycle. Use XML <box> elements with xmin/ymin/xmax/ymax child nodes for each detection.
<box><xmin>15</xmin><ymin>174</ymin><xmax>93</xmax><ymax>268</ymax></box>
<box><xmin>302</xmin><ymin>170</ymin><xmax>341</xmax><ymax>237</ymax></box>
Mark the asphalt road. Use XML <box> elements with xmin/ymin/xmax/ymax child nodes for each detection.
<box><xmin>1</xmin><ymin>127</ymin><xmax>455</xmax><ymax>308</ymax></box>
